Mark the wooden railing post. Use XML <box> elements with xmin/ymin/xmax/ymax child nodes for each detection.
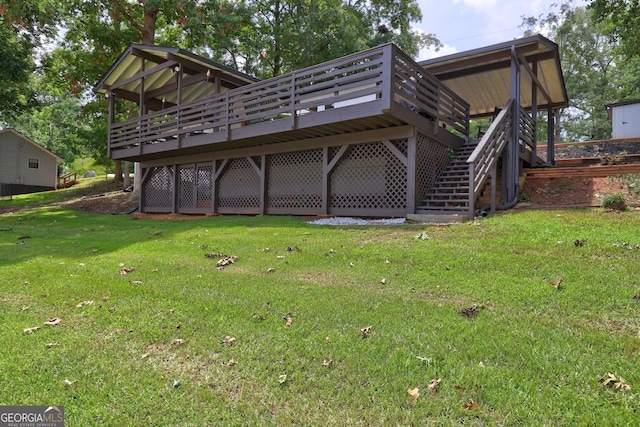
<box><xmin>468</xmin><ymin>162</ymin><xmax>475</xmax><ymax>219</ymax></box>
<box><xmin>380</xmin><ymin>44</ymin><xmax>393</xmax><ymax>112</ymax></box>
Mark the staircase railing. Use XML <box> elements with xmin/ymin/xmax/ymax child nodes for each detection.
<box><xmin>466</xmin><ymin>99</ymin><xmax>515</xmax><ymax>217</ymax></box>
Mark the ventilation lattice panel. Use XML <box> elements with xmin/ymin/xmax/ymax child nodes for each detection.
<box><xmin>267</xmin><ymin>149</ymin><xmax>322</xmax><ymax>209</ymax></box>
<box><xmin>196</xmin><ymin>164</ymin><xmax>213</xmax><ymax>209</ymax></box>
<box><xmin>143</xmin><ymin>166</ymin><xmax>174</xmax><ymax>211</ymax></box>
<box><xmin>415</xmin><ymin>133</ymin><xmax>451</xmax><ymax>203</ymax></box>
<box><xmin>178</xmin><ymin>165</ymin><xmax>195</xmax><ymax>209</ymax></box>
<box><xmin>330</xmin><ymin>140</ymin><xmax>407</xmax><ymax>209</ymax></box>
<box><xmin>218</xmin><ymin>158</ymin><xmax>260</xmax><ymax>208</ymax></box>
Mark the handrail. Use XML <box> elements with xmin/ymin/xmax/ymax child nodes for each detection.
<box><xmin>57</xmin><ymin>172</ymin><xmax>77</xmax><ymax>189</ymax></box>
<box><xmin>108</xmin><ymin>43</ymin><xmax>470</xmax><ymax>156</ymax></box>
<box><xmin>467</xmin><ymin>99</ymin><xmax>515</xmax><ymax>216</ymax></box>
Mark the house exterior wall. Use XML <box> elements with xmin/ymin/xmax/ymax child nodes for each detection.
<box><xmin>0</xmin><ymin>131</ymin><xmax>59</xmax><ymax>191</ymax></box>
<box><xmin>611</xmin><ymin>102</ymin><xmax>640</xmax><ymax>139</ymax></box>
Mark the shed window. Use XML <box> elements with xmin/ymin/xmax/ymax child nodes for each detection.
<box><xmin>28</xmin><ymin>157</ymin><xmax>40</xmax><ymax>169</ymax></box>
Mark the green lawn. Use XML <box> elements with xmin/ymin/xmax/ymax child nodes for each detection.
<box><xmin>1</xmin><ymin>190</ymin><xmax>639</xmax><ymax>425</ymax></box>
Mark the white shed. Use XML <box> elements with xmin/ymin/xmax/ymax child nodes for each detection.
<box><xmin>0</xmin><ymin>129</ymin><xmax>63</xmax><ymax>196</ymax></box>
<box><xmin>606</xmin><ymin>100</ymin><xmax>640</xmax><ymax>139</ymax></box>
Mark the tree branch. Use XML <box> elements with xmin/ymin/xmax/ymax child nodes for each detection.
<box><xmin>112</xmin><ymin>0</ymin><xmax>143</xmax><ymax>34</ymax></box>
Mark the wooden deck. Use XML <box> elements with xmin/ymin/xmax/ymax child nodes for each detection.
<box><xmin>108</xmin><ymin>44</ymin><xmax>470</xmax><ymax>162</ymax></box>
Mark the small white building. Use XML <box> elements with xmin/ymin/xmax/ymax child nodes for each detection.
<box><xmin>606</xmin><ymin>100</ymin><xmax>640</xmax><ymax>139</ymax></box>
<box><xmin>0</xmin><ymin>129</ymin><xmax>63</xmax><ymax>196</ymax></box>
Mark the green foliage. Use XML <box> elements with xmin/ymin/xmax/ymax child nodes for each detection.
<box><xmin>0</xmin><ymin>24</ymin><xmax>35</xmax><ymax>122</ymax></box>
<box><xmin>589</xmin><ymin>0</ymin><xmax>640</xmax><ymax>59</ymax></box>
<box><xmin>620</xmin><ymin>173</ymin><xmax>640</xmax><ymax>195</ymax></box>
<box><xmin>601</xmin><ymin>192</ymin><xmax>626</xmax><ymax>210</ymax></box>
<box><xmin>522</xmin><ymin>3</ymin><xmax>621</xmax><ymax>141</ymax></box>
<box><xmin>1</xmin><ymin>204</ymin><xmax>639</xmax><ymax>425</ymax></box>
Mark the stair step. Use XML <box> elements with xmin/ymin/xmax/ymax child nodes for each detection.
<box><xmin>417</xmin><ymin>205</ymin><xmax>469</xmax><ymax>211</ymax></box>
<box><xmin>429</xmin><ymin>186</ymin><xmax>470</xmax><ymax>191</ymax></box>
<box><xmin>422</xmin><ymin>195</ymin><xmax>469</xmax><ymax>205</ymax></box>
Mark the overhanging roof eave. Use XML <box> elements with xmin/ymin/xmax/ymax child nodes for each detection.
<box><xmin>93</xmin><ymin>43</ymin><xmax>259</xmax><ymax>95</ymax></box>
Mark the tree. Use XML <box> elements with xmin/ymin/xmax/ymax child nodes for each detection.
<box><xmin>589</xmin><ymin>0</ymin><xmax>640</xmax><ymax>59</ymax></box>
<box><xmin>521</xmin><ymin>2</ymin><xmax>620</xmax><ymax>141</ymax></box>
<box><xmin>0</xmin><ymin>24</ymin><xmax>35</xmax><ymax>125</ymax></box>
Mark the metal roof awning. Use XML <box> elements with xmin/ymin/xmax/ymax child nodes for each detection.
<box><xmin>93</xmin><ymin>44</ymin><xmax>259</xmax><ymax>110</ymax></box>
<box><xmin>420</xmin><ymin>34</ymin><xmax>568</xmax><ymax>118</ymax></box>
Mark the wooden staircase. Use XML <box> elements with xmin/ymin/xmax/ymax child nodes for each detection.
<box><xmin>416</xmin><ymin>140</ymin><xmax>479</xmax><ymax>215</ymax></box>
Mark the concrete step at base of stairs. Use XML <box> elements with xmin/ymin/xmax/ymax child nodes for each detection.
<box><xmin>407</xmin><ymin>213</ymin><xmax>468</xmax><ymax>224</ymax></box>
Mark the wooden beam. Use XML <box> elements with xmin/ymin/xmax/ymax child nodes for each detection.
<box><xmin>517</xmin><ymin>54</ymin><xmax>552</xmax><ymax>105</ymax></box>
<box><xmin>381</xmin><ymin>140</ymin><xmax>408</xmax><ymax>167</ymax></box>
<box><xmin>327</xmin><ymin>145</ymin><xmax>350</xmax><ymax>173</ymax></box>
<box><xmin>433</xmin><ymin>51</ymin><xmax>556</xmax><ymax>81</ymax></box>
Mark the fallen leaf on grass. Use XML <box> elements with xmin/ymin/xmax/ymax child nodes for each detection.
<box><xmin>63</xmin><ymin>379</ymin><xmax>75</xmax><ymax>386</ymax></box>
<box><xmin>171</xmin><ymin>338</ymin><xmax>184</xmax><ymax>346</ymax></box>
<box><xmin>102</xmin><ymin>296</ymin><xmax>110</xmax><ymax>301</ymax></box>
<box><xmin>549</xmin><ymin>277</ymin><xmax>563</xmax><ymax>289</ymax></box>
<box><xmin>172</xmin><ymin>379</ymin><xmax>182</xmax><ymax>388</ymax></box>
<box><xmin>119</xmin><ymin>267</ymin><xmax>135</xmax><ymax>275</ymax></box>
<box><xmin>216</xmin><ymin>256</ymin><xmax>238</xmax><ymax>267</ymax></box>
<box><xmin>75</xmin><ymin>300</ymin><xmax>94</xmax><ymax>308</ymax></box>
<box><xmin>221</xmin><ymin>336</ymin><xmax>236</xmax><ymax>346</ymax></box>
<box><xmin>414</xmin><ymin>232</ymin><xmax>429</xmax><ymax>240</ymax></box>
<box><xmin>44</xmin><ymin>318</ymin><xmax>61</xmax><ymax>326</ymax></box>
<box><xmin>360</xmin><ymin>326</ymin><xmax>371</xmax><ymax>338</ymax></box>
<box><xmin>204</xmin><ymin>252</ymin><xmax>225</xmax><ymax>259</ymax></box>
<box><xmin>278</xmin><ymin>374</ymin><xmax>287</xmax><ymax>384</ymax></box>
<box><xmin>322</xmin><ymin>359</ymin><xmax>333</xmax><ymax>367</ymax></box>
<box><xmin>380</xmin><ymin>278</ymin><xmax>386</xmax><ymax>284</ymax></box>
<box><xmin>598</xmin><ymin>372</ymin><xmax>631</xmax><ymax>391</ymax></box>
<box><xmin>131</xmin><ymin>280</ymin><xmax>143</xmax><ymax>285</ymax></box>
<box><xmin>428</xmin><ymin>377</ymin><xmax>441</xmax><ymax>394</ymax></box>
<box><xmin>141</xmin><ymin>353</ymin><xmax>150</xmax><ymax>359</ymax></box>
<box><xmin>267</xmin><ymin>267</ymin><xmax>275</xmax><ymax>273</ymax></box>
<box><xmin>407</xmin><ymin>387</ymin><xmax>420</xmax><ymax>405</ymax></box>
<box><xmin>461</xmin><ymin>400</ymin><xmax>480</xmax><ymax>411</ymax></box>
<box><xmin>227</xmin><ymin>359</ymin><xmax>237</xmax><ymax>367</ymax></box>
<box><xmin>262</xmin><ymin>248</ymin><xmax>270</xmax><ymax>252</ymax></box>
<box><xmin>458</xmin><ymin>306</ymin><xmax>481</xmax><ymax>318</ymax></box>
<box><xmin>45</xmin><ymin>342</ymin><xmax>60</xmax><ymax>348</ymax></box>
<box><xmin>283</xmin><ymin>312</ymin><xmax>293</xmax><ymax>328</ymax></box>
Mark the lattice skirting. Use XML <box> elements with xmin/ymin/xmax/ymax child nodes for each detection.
<box><xmin>141</xmin><ymin>136</ymin><xmax>448</xmax><ymax>216</ymax></box>
<box><xmin>415</xmin><ymin>132</ymin><xmax>451</xmax><ymax>205</ymax></box>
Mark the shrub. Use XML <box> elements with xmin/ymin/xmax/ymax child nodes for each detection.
<box><xmin>602</xmin><ymin>193</ymin><xmax>626</xmax><ymax>211</ymax></box>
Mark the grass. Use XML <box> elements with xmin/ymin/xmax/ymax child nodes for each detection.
<box><xmin>1</xmin><ymin>186</ymin><xmax>639</xmax><ymax>425</ymax></box>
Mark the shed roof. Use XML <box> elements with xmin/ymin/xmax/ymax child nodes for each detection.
<box><xmin>0</xmin><ymin>128</ymin><xmax>63</xmax><ymax>163</ymax></box>
<box><xmin>93</xmin><ymin>44</ymin><xmax>259</xmax><ymax>108</ymax></box>
<box><xmin>420</xmin><ymin>34</ymin><xmax>568</xmax><ymax>118</ymax></box>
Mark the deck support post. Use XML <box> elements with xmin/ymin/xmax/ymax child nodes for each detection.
<box><xmin>506</xmin><ymin>45</ymin><xmax>521</xmax><ymax>203</ymax></box>
<box><xmin>490</xmin><ymin>163</ymin><xmax>497</xmax><ymax>213</ymax></box>
<box><xmin>406</xmin><ymin>133</ymin><xmax>417</xmax><ymax>214</ymax></box>
<box><xmin>530</xmin><ymin>62</ymin><xmax>538</xmax><ymax>165</ymax></box>
<box><xmin>547</xmin><ymin>107</ymin><xmax>555</xmax><ymax>165</ymax></box>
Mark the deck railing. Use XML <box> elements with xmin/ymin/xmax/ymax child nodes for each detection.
<box><xmin>109</xmin><ymin>43</ymin><xmax>469</xmax><ymax>158</ymax></box>
<box><xmin>467</xmin><ymin>99</ymin><xmax>515</xmax><ymax>216</ymax></box>
<box><xmin>467</xmin><ymin>100</ymin><xmax>539</xmax><ymax>216</ymax></box>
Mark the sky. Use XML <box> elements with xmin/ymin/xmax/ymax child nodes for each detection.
<box><xmin>414</xmin><ymin>0</ymin><xmax>589</xmax><ymax>61</ymax></box>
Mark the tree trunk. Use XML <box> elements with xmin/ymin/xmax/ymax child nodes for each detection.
<box><xmin>113</xmin><ymin>159</ymin><xmax>123</xmax><ymax>182</ymax></box>
<box><xmin>130</xmin><ymin>4</ymin><xmax>159</xmax><ymax>200</ymax></box>
<box><xmin>123</xmin><ymin>161</ymin><xmax>131</xmax><ymax>189</ymax></box>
